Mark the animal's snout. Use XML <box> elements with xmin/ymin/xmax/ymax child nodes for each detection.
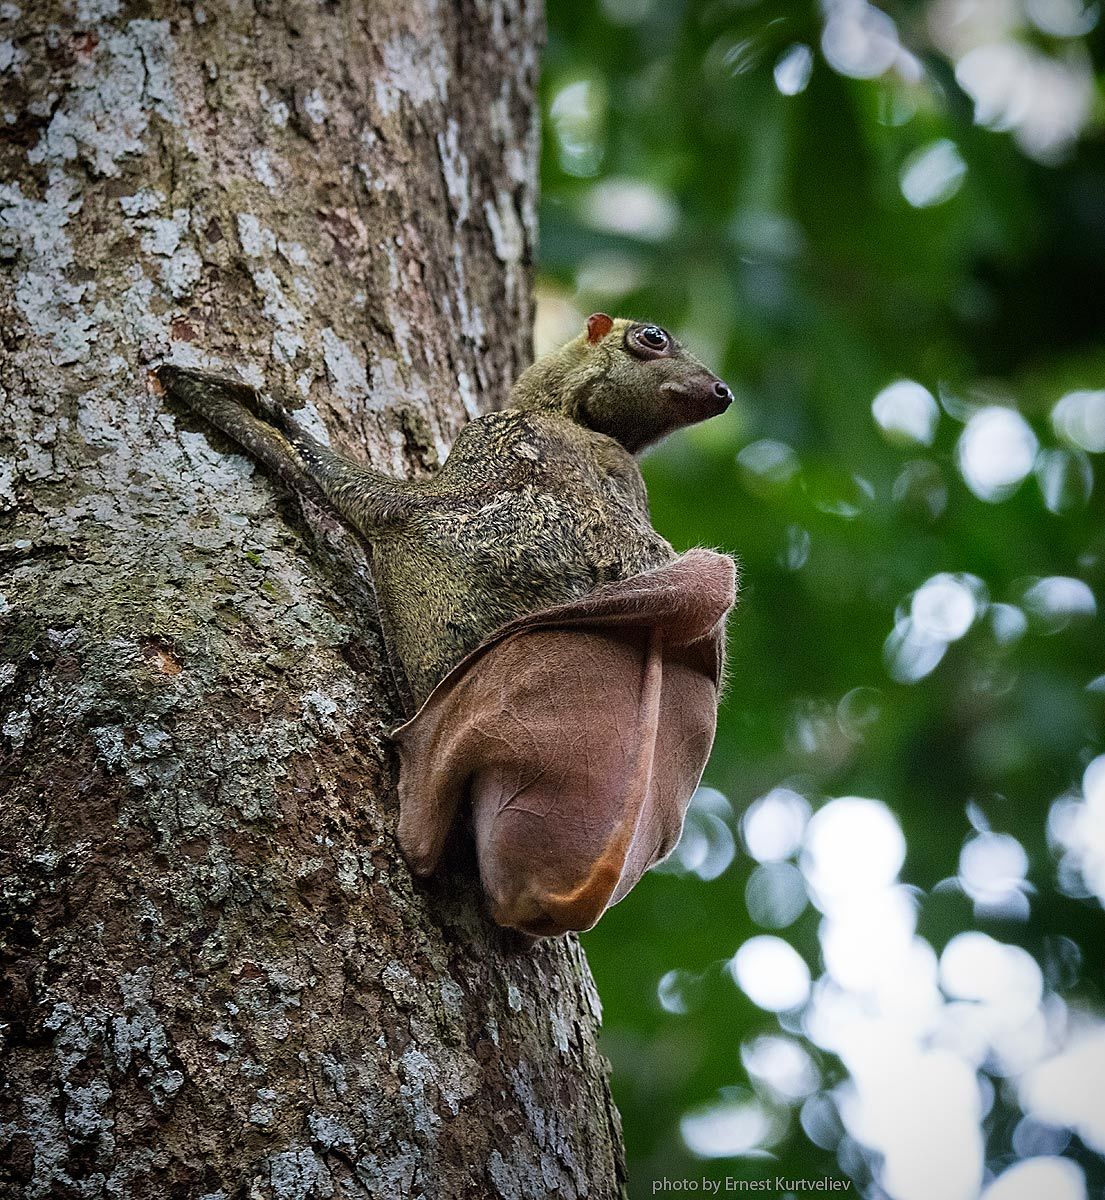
<box><xmin>696</xmin><ymin>373</ymin><xmax>732</xmax><ymax>416</ymax></box>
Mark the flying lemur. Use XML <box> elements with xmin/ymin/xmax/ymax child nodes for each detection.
<box><xmin>156</xmin><ymin>313</ymin><xmax>733</xmax><ymax>707</ymax></box>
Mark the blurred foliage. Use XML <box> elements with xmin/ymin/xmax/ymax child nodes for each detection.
<box><xmin>538</xmin><ymin>1</ymin><xmax>1105</xmax><ymax>1197</ymax></box>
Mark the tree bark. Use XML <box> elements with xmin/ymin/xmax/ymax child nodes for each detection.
<box><xmin>0</xmin><ymin>3</ymin><xmax>626</xmax><ymax>1198</ymax></box>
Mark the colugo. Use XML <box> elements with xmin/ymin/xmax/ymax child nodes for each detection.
<box><xmin>156</xmin><ymin>313</ymin><xmax>737</xmax><ymax>938</ymax></box>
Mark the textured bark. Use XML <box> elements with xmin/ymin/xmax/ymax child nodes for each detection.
<box><xmin>0</xmin><ymin>3</ymin><xmax>627</xmax><ymax>1198</ymax></box>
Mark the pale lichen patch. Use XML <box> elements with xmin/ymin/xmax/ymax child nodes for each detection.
<box><xmin>451</xmin><ymin>239</ymin><xmax>486</xmax><ymax>345</ymax></box>
<box><xmin>437</xmin><ymin>119</ymin><xmax>470</xmax><ymax>224</ymax></box>
<box><xmin>238</xmin><ymin>360</ymin><xmax>267</xmax><ymax>388</ymax></box>
<box><xmin>263</xmin><ymin>1147</ymin><xmax>334</xmax><ymax>1200</ymax></box>
<box><xmin>381</xmin><ymin>960</ymin><xmax>419</xmax><ymax>1006</ymax></box>
<box><xmin>128</xmin><ymin>206</ymin><xmax>202</xmax><ymax>299</ymax></box>
<box><xmin>250</xmin><ymin>147</ymin><xmax>280</xmax><ymax>192</ymax></box>
<box><xmin>484</xmin><ymin>192</ymin><xmax>524</xmax><ymax>267</ymax></box>
<box><xmin>250</xmin><ymin>269</ymin><xmax>306</xmax><ymax>363</ymax></box>
<box><xmin>455</xmin><ymin>367</ymin><xmax>480</xmax><ymax>419</ymax></box>
<box><xmin>111</xmin><ymin>268</ymin><xmax>170</xmax><ymax>354</ymax></box>
<box><xmin>302</xmin><ymin>87</ymin><xmax>328</xmax><ymax>125</ymax></box>
<box><xmin>0</xmin><ymin>174</ymin><xmax>97</xmax><ymax>363</ymax></box>
<box><xmin>29</xmin><ymin>19</ymin><xmax>179</xmax><ymax>177</ymax></box>
<box><xmin>2</xmin><ymin>705</ymin><xmax>30</xmax><ymax>748</ymax></box>
<box><xmin>118</xmin><ymin>187</ymin><xmax>164</xmax><ymax>217</ymax></box>
<box><xmin>237</xmin><ymin>212</ymin><xmax>278</xmax><ymax>259</ymax></box>
<box><xmin>307</xmin><ymin>1112</ymin><xmax>355</xmax><ymax>1152</ymax></box>
<box><xmin>429</xmin><ymin>983</ymin><xmax>460</xmax><ymax>1027</ymax></box>
<box><xmin>319</xmin><ymin>328</ymin><xmax>369</xmax><ymax>403</ymax></box>
<box><xmin>136</xmin><ymin>212</ymin><xmax>183</xmax><ymax>258</ymax></box>
<box><xmin>300</xmin><ymin>687</ymin><xmax>351</xmax><ymax>736</ymax></box>
<box><xmin>374</xmin><ymin>32</ymin><xmax>448</xmax><ymax>117</ymax></box>
<box><xmin>258</xmin><ymin>83</ymin><xmax>289</xmax><ymax>127</ymax></box>
<box><xmin>550</xmin><ymin>1010</ymin><xmax>571</xmax><ymax>1053</ymax></box>
<box><xmin>76</xmin><ymin>0</ymin><xmax>121</xmax><ymax>20</ymax></box>
<box><xmin>0</xmin><ymin>37</ymin><xmax>25</xmax><ymax>74</ymax></box>
<box><xmin>279</xmin><ymin>240</ymin><xmax>310</xmax><ymax>267</ymax></box>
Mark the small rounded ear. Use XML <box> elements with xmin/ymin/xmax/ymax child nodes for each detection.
<box><xmin>586</xmin><ymin>313</ymin><xmax>614</xmax><ymax>344</ymax></box>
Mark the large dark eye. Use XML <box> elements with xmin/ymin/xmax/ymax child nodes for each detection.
<box><xmin>628</xmin><ymin>324</ymin><xmax>672</xmax><ymax>357</ymax></box>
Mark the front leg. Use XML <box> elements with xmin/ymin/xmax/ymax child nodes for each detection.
<box><xmin>154</xmin><ymin>366</ymin><xmax>330</xmax><ymax>507</ymax></box>
<box><xmin>154</xmin><ymin>363</ymin><xmax>419</xmax><ymax>712</ymax></box>
<box><xmin>154</xmin><ymin>365</ymin><xmax>419</xmax><ymax>537</ymax></box>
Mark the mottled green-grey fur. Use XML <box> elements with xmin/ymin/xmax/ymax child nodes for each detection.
<box><xmin>157</xmin><ymin>318</ymin><xmax>730</xmax><ymax>707</ymax></box>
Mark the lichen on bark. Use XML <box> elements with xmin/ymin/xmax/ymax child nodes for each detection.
<box><xmin>0</xmin><ymin>2</ymin><xmax>626</xmax><ymax>1197</ymax></box>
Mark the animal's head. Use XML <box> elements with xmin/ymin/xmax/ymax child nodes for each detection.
<box><xmin>511</xmin><ymin>313</ymin><xmax>732</xmax><ymax>454</ymax></box>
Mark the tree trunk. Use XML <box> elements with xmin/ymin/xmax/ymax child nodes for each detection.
<box><xmin>0</xmin><ymin>3</ymin><xmax>626</xmax><ymax>1197</ymax></box>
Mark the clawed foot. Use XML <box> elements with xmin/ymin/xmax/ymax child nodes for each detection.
<box><xmin>153</xmin><ymin>364</ymin><xmax>294</xmax><ymax>429</ymax></box>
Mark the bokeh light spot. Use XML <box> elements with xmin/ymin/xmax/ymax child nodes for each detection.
<box><xmin>958</xmin><ymin>832</ymin><xmax>1029</xmax><ymax>910</ymax></box>
<box><xmin>730</xmin><ymin>936</ymin><xmax>812</xmax><ymax>1012</ymax></box>
<box><xmin>680</xmin><ymin>1094</ymin><xmax>779</xmax><ymax>1158</ymax></box>
<box><xmin>957</xmin><ymin>406</ymin><xmax>1038</xmax><ymax>501</ymax></box>
<box><xmin>988</xmin><ymin>602</ymin><xmax>1028</xmax><ymax>645</ymax></box>
<box><xmin>742</xmin><ymin>1035</ymin><xmax>820</xmax><ymax>1102</ymax></box>
<box><xmin>1019</xmin><ymin>1028</ymin><xmax>1105</xmax><ymax>1153</ymax></box>
<box><xmin>1026</xmin><ymin>0</ymin><xmax>1099</xmax><ymax>38</ymax></box>
<box><xmin>1051</xmin><ymin>389</ymin><xmax>1105</xmax><ymax>451</ymax></box>
<box><xmin>800</xmin><ymin>1093</ymin><xmax>845</xmax><ymax>1150</ymax></box>
<box><xmin>911</xmin><ymin>572</ymin><xmax>980</xmax><ymax>641</ymax></box>
<box><xmin>822</xmin><ymin>0</ymin><xmax>902</xmax><ymax>79</ymax></box>
<box><xmin>659</xmin><ymin>787</ymin><xmax>736</xmax><ymax>881</ymax></box>
<box><xmin>981</xmin><ymin>1155</ymin><xmax>1087</xmax><ymax>1200</ymax></box>
<box><xmin>900</xmin><ymin>139</ymin><xmax>967</xmax><ymax>208</ymax></box>
<box><xmin>549</xmin><ymin>78</ymin><xmax>606</xmax><ymax>177</ymax></box>
<box><xmin>746</xmin><ymin>862</ymin><xmax>809</xmax><ymax>929</ymax></box>
<box><xmin>884</xmin><ymin>617</ymin><xmax>947</xmax><ymax>683</ymax></box>
<box><xmin>779</xmin><ymin>524</ymin><xmax>811</xmax><ymax>571</ymax></box>
<box><xmin>657</xmin><ymin>969</ymin><xmax>695</xmax><ymax>1015</ymax></box>
<box><xmin>802</xmin><ymin>797</ymin><xmax>906</xmax><ymax>908</ymax></box>
<box><xmin>774</xmin><ymin>43</ymin><xmax>814</xmax><ymax>95</ymax></box>
<box><xmin>954</xmin><ymin>42</ymin><xmax>1093</xmax><ymax>163</ymax></box>
<box><xmin>872</xmin><ymin>379</ymin><xmax>940</xmax><ymax>445</ymax></box>
<box><xmin>737</xmin><ymin>438</ymin><xmax>800</xmax><ymax>494</ymax></box>
<box><xmin>1023</xmin><ymin>576</ymin><xmax>1097</xmax><ymax>629</ymax></box>
<box><xmin>836</xmin><ymin>686</ymin><xmax>882</xmax><ymax>740</ymax></box>
<box><xmin>940</xmin><ymin>932</ymin><xmax>1043</xmax><ymax>1021</ymax></box>
<box><xmin>742</xmin><ymin>787</ymin><xmax>810</xmax><ymax>862</ymax></box>
<box><xmin>892</xmin><ymin>458</ymin><xmax>948</xmax><ymax>519</ymax></box>
<box><xmin>580</xmin><ymin>177</ymin><xmax>678</xmax><ymax>240</ymax></box>
<box><xmin>1036</xmin><ymin>448</ymin><xmax>1093</xmax><ymax>513</ymax></box>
